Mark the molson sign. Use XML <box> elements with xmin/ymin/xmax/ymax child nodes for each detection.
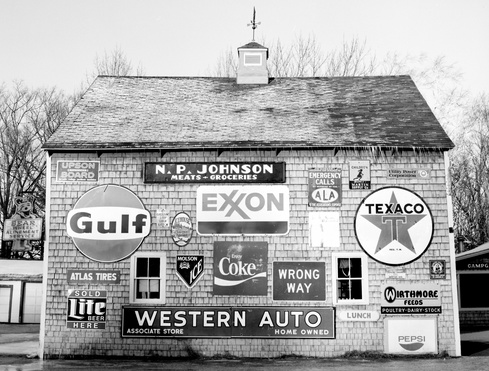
<box><xmin>197</xmin><ymin>185</ymin><xmax>289</xmax><ymax>235</ymax></box>
<box><xmin>354</xmin><ymin>186</ymin><xmax>433</xmax><ymax>266</ymax></box>
<box><xmin>66</xmin><ymin>184</ymin><xmax>151</xmax><ymax>263</ymax></box>
<box><xmin>213</xmin><ymin>241</ymin><xmax>268</xmax><ymax>295</ymax></box>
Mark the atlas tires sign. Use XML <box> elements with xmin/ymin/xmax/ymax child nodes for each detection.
<box><xmin>66</xmin><ymin>184</ymin><xmax>151</xmax><ymax>263</ymax></box>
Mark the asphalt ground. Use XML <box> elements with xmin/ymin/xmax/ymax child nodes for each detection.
<box><xmin>1</xmin><ymin>324</ymin><xmax>489</xmax><ymax>370</ymax></box>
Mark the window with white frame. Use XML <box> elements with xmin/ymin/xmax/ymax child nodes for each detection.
<box><xmin>332</xmin><ymin>252</ymin><xmax>369</xmax><ymax>305</ymax></box>
<box><xmin>130</xmin><ymin>252</ymin><xmax>166</xmax><ymax>304</ymax></box>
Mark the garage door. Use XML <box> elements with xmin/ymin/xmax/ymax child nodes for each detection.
<box><xmin>0</xmin><ymin>285</ymin><xmax>13</xmax><ymax>322</ymax></box>
<box><xmin>23</xmin><ymin>282</ymin><xmax>42</xmax><ymax>323</ymax></box>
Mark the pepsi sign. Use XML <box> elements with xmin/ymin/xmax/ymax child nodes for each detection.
<box><xmin>66</xmin><ymin>184</ymin><xmax>151</xmax><ymax>263</ymax></box>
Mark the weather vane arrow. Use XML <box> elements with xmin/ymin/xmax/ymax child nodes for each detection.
<box><xmin>247</xmin><ymin>7</ymin><xmax>261</xmax><ymax>41</ymax></box>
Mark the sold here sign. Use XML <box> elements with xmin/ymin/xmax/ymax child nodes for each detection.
<box><xmin>196</xmin><ymin>185</ymin><xmax>289</xmax><ymax>235</ymax></box>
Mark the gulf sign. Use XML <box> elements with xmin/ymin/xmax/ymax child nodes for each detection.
<box><xmin>66</xmin><ymin>184</ymin><xmax>151</xmax><ymax>263</ymax></box>
<box><xmin>196</xmin><ymin>185</ymin><xmax>289</xmax><ymax>235</ymax></box>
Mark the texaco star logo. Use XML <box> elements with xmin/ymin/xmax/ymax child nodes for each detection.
<box><xmin>354</xmin><ymin>186</ymin><xmax>434</xmax><ymax>266</ymax></box>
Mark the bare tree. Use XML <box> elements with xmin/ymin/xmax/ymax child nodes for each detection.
<box><xmin>0</xmin><ymin>82</ymin><xmax>72</xmax><ymax>258</ymax></box>
<box><xmin>450</xmin><ymin>94</ymin><xmax>489</xmax><ymax>250</ymax></box>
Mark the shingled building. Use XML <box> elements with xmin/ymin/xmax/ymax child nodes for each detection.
<box><xmin>40</xmin><ymin>40</ymin><xmax>459</xmax><ymax>358</ymax></box>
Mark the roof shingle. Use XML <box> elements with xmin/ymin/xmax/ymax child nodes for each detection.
<box><xmin>42</xmin><ymin>75</ymin><xmax>454</xmax><ymax>152</ymax></box>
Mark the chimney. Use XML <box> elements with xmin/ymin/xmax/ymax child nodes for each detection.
<box><xmin>236</xmin><ymin>42</ymin><xmax>269</xmax><ymax>84</ymax></box>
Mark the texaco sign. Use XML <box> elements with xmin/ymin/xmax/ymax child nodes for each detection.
<box><xmin>354</xmin><ymin>187</ymin><xmax>434</xmax><ymax>266</ymax></box>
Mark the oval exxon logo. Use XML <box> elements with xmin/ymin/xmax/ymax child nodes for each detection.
<box><xmin>66</xmin><ymin>184</ymin><xmax>151</xmax><ymax>263</ymax></box>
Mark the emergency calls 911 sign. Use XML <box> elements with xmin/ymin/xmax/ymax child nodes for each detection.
<box><xmin>196</xmin><ymin>185</ymin><xmax>289</xmax><ymax>235</ymax></box>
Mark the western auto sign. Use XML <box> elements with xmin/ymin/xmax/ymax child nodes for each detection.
<box><xmin>308</xmin><ymin>169</ymin><xmax>342</xmax><ymax>206</ymax></box>
<box><xmin>144</xmin><ymin>162</ymin><xmax>285</xmax><ymax>183</ymax></box>
<box><xmin>122</xmin><ymin>306</ymin><xmax>335</xmax><ymax>339</ymax></box>
<box><xmin>67</xmin><ymin>290</ymin><xmax>106</xmax><ymax>329</ymax></box>
<box><xmin>273</xmin><ymin>261</ymin><xmax>326</xmax><ymax>301</ymax></box>
<box><xmin>56</xmin><ymin>160</ymin><xmax>100</xmax><ymax>182</ymax></box>
<box><xmin>197</xmin><ymin>185</ymin><xmax>289</xmax><ymax>235</ymax></box>
<box><xmin>176</xmin><ymin>255</ymin><xmax>205</xmax><ymax>289</ymax></box>
<box><xmin>213</xmin><ymin>241</ymin><xmax>268</xmax><ymax>296</ymax></box>
<box><xmin>384</xmin><ymin>317</ymin><xmax>437</xmax><ymax>354</ymax></box>
<box><xmin>354</xmin><ymin>186</ymin><xmax>434</xmax><ymax>266</ymax></box>
<box><xmin>381</xmin><ymin>283</ymin><xmax>441</xmax><ymax>314</ymax></box>
<box><xmin>66</xmin><ymin>184</ymin><xmax>151</xmax><ymax>263</ymax></box>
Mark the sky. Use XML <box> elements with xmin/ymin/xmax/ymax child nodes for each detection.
<box><xmin>1</xmin><ymin>0</ymin><xmax>488</xmax><ymax>98</ymax></box>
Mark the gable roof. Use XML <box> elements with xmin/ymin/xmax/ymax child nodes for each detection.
<box><xmin>42</xmin><ymin>75</ymin><xmax>454</xmax><ymax>153</ymax></box>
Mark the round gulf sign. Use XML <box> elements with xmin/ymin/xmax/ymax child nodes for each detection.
<box><xmin>66</xmin><ymin>184</ymin><xmax>151</xmax><ymax>263</ymax></box>
<box><xmin>354</xmin><ymin>186</ymin><xmax>433</xmax><ymax>266</ymax></box>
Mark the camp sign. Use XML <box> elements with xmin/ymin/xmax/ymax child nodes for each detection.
<box><xmin>122</xmin><ymin>306</ymin><xmax>335</xmax><ymax>339</ymax></box>
<box><xmin>273</xmin><ymin>261</ymin><xmax>326</xmax><ymax>301</ymax></box>
<box><xmin>144</xmin><ymin>162</ymin><xmax>285</xmax><ymax>183</ymax></box>
<box><xmin>56</xmin><ymin>160</ymin><xmax>100</xmax><ymax>182</ymax></box>
<box><xmin>308</xmin><ymin>169</ymin><xmax>342</xmax><ymax>206</ymax></box>
<box><xmin>196</xmin><ymin>185</ymin><xmax>289</xmax><ymax>235</ymax></box>
<box><xmin>354</xmin><ymin>186</ymin><xmax>433</xmax><ymax>266</ymax></box>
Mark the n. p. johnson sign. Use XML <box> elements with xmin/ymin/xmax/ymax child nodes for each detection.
<box><xmin>196</xmin><ymin>185</ymin><xmax>289</xmax><ymax>235</ymax></box>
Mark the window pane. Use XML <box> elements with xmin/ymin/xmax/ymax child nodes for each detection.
<box><xmin>149</xmin><ymin>279</ymin><xmax>160</xmax><ymax>298</ymax></box>
<box><xmin>136</xmin><ymin>279</ymin><xmax>149</xmax><ymax>299</ymax></box>
<box><xmin>337</xmin><ymin>279</ymin><xmax>350</xmax><ymax>300</ymax></box>
<box><xmin>350</xmin><ymin>279</ymin><xmax>363</xmax><ymax>299</ymax></box>
<box><xmin>338</xmin><ymin>258</ymin><xmax>350</xmax><ymax>278</ymax></box>
<box><xmin>460</xmin><ymin>274</ymin><xmax>489</xmax><ymax>308</ymax></box>
<box><xmin>148</xmin><ymin>258</ymin><xmax>160</xmax><ymax>277</ymax></box>
<box><xmin>350</xmin><ymin>258</ymin><xmax>362</xmax><ymax>278</ymax></box>
<box><xmin>136</xmin><ymin>257</ymin><xmax>148</xmax><ymax>277</ymax></box>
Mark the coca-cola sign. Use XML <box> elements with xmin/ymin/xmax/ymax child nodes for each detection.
<box><xmin>213</xmin><ymin>241</ymin><xmax>268</xmax><ymax>296</ymax></box>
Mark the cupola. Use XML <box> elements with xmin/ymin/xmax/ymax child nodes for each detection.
<box><xmin>236</xmin><ymin>8</ymin><xmax>269</xmax><ymax>84</ymax></box>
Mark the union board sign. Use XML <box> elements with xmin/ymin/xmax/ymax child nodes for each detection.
<box><xmin>56</xmin><ymin>160</ymin><xmax>100</xmax><ymax>182</ymax></box>
<box><xmin>196</xmin><ymin>185</ymin><xmax>289</xmax><ymax>235</ymax></box>
<box><xmin>144</xmin><ymin>162</ymin><xmax>285</xmax><ymax>183</ymax></box>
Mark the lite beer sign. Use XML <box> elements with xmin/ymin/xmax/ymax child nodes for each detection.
<box><xmin>66</xmin><ymin>290</ymin><xmax>106</xmax><ymax>329</ymax></box>
<box><xmin>354</xmin><ymin>186</ymin><xmax>434</xmax><ymax>266</ymax></box>
<box><xmin>197</xmin><ymin>185</ymin><xmax>289</xmax><ymax>235</ymax></box>
<box><xmin>122</xmin><ymin>306</ymin><xmax>335</xmax><ymax>339</ymax></box>
<box><xmin>145</xmin><ymin>162</ymin><xmax>285</xmax><ymax>183</ymax></box>
<box><xmin>66</xmin><ymin>185</ymin><xmax>151</xmax><ymax>263</ymax></box>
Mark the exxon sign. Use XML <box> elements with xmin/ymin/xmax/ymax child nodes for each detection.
<box><xmin>66</xmin><ymin>184</ymin><xmax>151</xmax><ymax>263</ymax></box>
<box><xmin>196</xmin><ymin>185</ymin><xmax>289</xmax><ymax>235</ymax></box>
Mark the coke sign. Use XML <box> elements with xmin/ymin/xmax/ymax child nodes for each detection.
<box><xmin>66</xmin><ymin>184</ymin><xmax>151</xmax><ymax>263</ymax></box>
<box><xmin>213</xmin><ymin>241</ymin><xmax>268</xmax><ymax>296</ymax></box>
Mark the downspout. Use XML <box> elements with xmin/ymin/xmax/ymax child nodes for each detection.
<box><xmin>38</xmin><ymin>152</ymin><xmax>51</xmax><ymax>359</ymax></box>
<box><xmin>445</xmin><ymin>150</ymin><xmax>461</xmax><ymax>357</ymax></box>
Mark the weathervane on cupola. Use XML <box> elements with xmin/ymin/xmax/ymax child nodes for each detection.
<box><xmin>247</xmin><ymin>7</ymin><xmax>260</xmax><ymax>41</ymax></box>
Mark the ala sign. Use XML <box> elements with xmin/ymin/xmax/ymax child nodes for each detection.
<box><xmin>196</xmin><ymin>185</ymin><xmax>289</xmax><ymax>235</ymax></box>
<box><xmin>66</xmin><ymin>184</ymin><xmax>151</xmax><ymax>263</ymax></box>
